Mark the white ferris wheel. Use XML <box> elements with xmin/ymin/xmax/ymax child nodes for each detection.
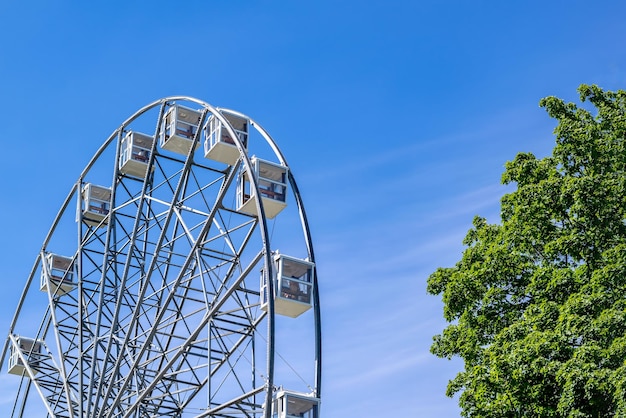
<box><xmin>1</xmin><ymin>97</ymin><xmax>322</xmax><ymax>418</ymax></box>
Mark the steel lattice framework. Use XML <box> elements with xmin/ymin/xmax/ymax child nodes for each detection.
<box><xmin>1</xmin><ymin>97</ymin><xmax>321</xmax><ymax>418</ymax></box>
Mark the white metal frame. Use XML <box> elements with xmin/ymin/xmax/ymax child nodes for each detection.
<box><xmin>1</xmin><ymin>97</ymin><xmax>322</xmax><ymax>418</ymax></box>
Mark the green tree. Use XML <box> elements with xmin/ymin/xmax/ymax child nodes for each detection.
<box><xmin>427</xmin><ymin>85</ymin><xmax>626</xmax><ymax>417</ymax></box>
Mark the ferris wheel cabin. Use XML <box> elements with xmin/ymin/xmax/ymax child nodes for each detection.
<box><xmin>271</xmin><ymin>390</ymin><xmax>320</xmax><ymax>418</ymax></box>
<box><xmin>204</xmin><ymin>113</ymin><xmax>249</xmax><ymax>165</ymax></box>
<box><xmin>159</xmin><ymin>104</ymin><xmax>202</xmax><ymax>155</ymax></box>
<box><xmin>238</xmin><ymin>157</ymin><xmax>288</xmax><ymax>219</ymax></box>
<box><xmin>80</xmin><ymin>183</ymin><xmax>112</xmax><ymax>227</ymax></box>
<box><xmin>119</xmin><ymin>131</ymin><xmax>154</xmax><ymax>178</ymax></box>
<box><xmin>7</xmin><ymin>336</ymin><xmax>42</xmax><ymax>377</ymax></box>
<box><xmin>40</xmin><ymin>253</ymin><xmax>74</xmax><ymax>295</ymax></box>
<box><xmin>262</xmin><ymin>253</ymin><xmax>314</xmax><ymax>318</ymax></box>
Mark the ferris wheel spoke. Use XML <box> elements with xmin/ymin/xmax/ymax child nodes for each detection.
<box><xmin>175</xmin><ymin>311</ymin><xmax>266</xmax><ymax>414</ymax></box>
<box><xmin>8</xmin><ymin>335</ymin><xmax>74</xmax><ymax>417</ymax></box>
<box><xmin>101</xmin><ymin>166</ymin><xmax>242</xmax><ymax>417</ymax></box>
<box><xmin>115</xmin><ymin>250</ymin><xmax>263</xmax><ymax>418</ymax></box>
<box><xmin>92</xmin><ymin>159</ymin><xmax>208</xmax><ymax>414</ymax></box>
<box><xmin>196</xmin><ymin>384</ymin><xmax>266</xmax><ymax>418</ymax></box>
<box><xmin>41</xmin><ymin>263</ymin><xmax>77</xmax><ymax>417</ymax></box>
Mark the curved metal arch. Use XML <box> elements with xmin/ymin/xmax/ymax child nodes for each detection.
<box><xmin>220</xmin><ymin>108</ymin><xmax>323</xmax><ymax>399</ymax></box>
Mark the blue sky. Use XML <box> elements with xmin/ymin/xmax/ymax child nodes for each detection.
<box><xmin>1</xmin><ymin>1</ymin><xmax>625</xmax><ymax>416</ymax></box>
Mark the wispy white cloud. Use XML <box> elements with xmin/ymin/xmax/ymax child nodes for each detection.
<box><xmin>328</xmin><ymin>348</ymin><xmax>431</xmax><ymax>391</ymax></box>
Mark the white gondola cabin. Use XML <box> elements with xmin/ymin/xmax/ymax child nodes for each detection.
<box><xmin>271</xmin><ymin>390</ymin><xmax>319</xmax><ymax>418</ymax></box>
<box><xmin>80</xmin><ymin>183</ymin><xmax>111</xmax><ymax>227</ymax></box>
<box><xmin>8</xmin><ymin>336</ymin><xmax>42</xmax><ymax>377</ymax></box>
<box><xmin>261</xmin><ymin>253</ymin><xmax>314</xmax><ymax>318</ymax></box>
<box><xmin>237</xmin><ymin>157</ymin><xmax>288</xmax><ymax>219</ymax></box>
<box><xmin>203</xmin><ymin>113</ymin><xmax>248</xmax><ymax>165</ymax></box>
<box><xmin>119</xmin><ymin>131</ymin><xmax>154</xmax><ymax>178</ymax></box>
<box><xmin>40</xmin><ymin>253</ymin><xmax>74</xmax><ymax>295</ymax></box>
<box><xmin>160</xmin><ymin>104</ymin><xmax>202</xmax><ymax>155</ymax></box>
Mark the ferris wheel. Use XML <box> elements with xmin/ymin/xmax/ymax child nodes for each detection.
<box><xmin>1</xmin><ymin>97</ymin><xmax>321</xmax><ymax>418</ymax></box>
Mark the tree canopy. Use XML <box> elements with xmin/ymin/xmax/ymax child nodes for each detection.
<box><xmin>427</xmin><ymin>85</ymin><xmax>626</xmax><ymax>417</ymax></box>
